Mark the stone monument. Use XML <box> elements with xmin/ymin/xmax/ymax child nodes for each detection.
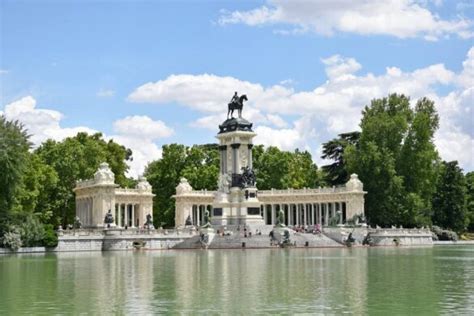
<box><xmin>212</xmin><ymin>93</ymin><xmax>264</xmax><ymax>226</ymax></box>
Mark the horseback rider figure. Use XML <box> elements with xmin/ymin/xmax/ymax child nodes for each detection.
<box><xmin>227</xmin><ymin>92</ymin><xmax>248</xmax><ymax>119</ymax></box>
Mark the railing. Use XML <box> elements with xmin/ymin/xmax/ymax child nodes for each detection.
<box><xmin>115</xmin><ymin>188</ymin><xmax>152</xmax><ymax>195</ymax></box>
<box><xmin>75</xmin><ymin>179</ymin><xmax>96</xmax><ymax>188</ymax></box>
<box><xmin>259</xmin><ymin>186</ymin><xmax>349</xmax><ymax>195</ymax></box>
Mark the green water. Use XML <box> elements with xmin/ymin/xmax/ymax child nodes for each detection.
<box><xmin>1</xmin><ymin>246</ymin><xmax>473</xmax><ymax>315</ymax></box>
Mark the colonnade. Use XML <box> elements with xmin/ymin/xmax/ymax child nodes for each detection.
<box><xmin>114</xmin><ymin>203</ymin><xmax>141</xmax><ymax>228</ymax></box>
<box><xmin>184</xmin><ymin>202</ymin><xmax>346</xmax><ymax>227</ymax></box>
<box><xmin>260</xmin><ymin>202</ymin><xmax>346</xmax><ymax>227</ymax></box>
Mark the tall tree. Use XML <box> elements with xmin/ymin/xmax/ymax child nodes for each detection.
<box><xmin>0</xmin><ymin>116</ymin><xmax>31</xmax><ymax>233</ymax></box>
<box><xmin>11</xmin><ymin>153</ymin><xmax>59</xmax><ymax>223</ymax></box>
<box><xmin>432</xmin><ymin>161</ymin><xmax>467</xmax><ymax>232</ymax></box>
<box><xmin>465</xmin><ymin>172</ymin><xmax>474</xmax><ymax>231</ymax></box>
<box><xmin>145</xmin><ymin>144</ymin><xmax>187</xmax><ymax>227</ymax></box>
<box><xmin>321</xmin><ymin>131</ymin><xmax>360</xmax><ymax>185</ymax></box>
<box><xmin>345</xmin><ymin>94</ymin><xmax>439</xmax><ymax>227</ymax></box>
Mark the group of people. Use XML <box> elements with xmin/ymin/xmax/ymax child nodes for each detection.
<box><xmin>291</xmin><ymin>224</ymin><xmax>322</xmax><ymax>234</ymax></box>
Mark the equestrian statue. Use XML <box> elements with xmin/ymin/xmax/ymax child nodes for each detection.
<box><xmin>227</xmin><ymin>92</ymin><xmax>248</xmax><ymax>119</ymax></box>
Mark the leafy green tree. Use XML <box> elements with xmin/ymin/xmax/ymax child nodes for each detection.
<box><xmin>398</xmin><ymin>98</ymin><xmax>440</xmax><ymax>204</ymax></box>
<box><xmin>253</xmin><ymin>146</ymin><xmax>291</xmax><ymax>189</ymax></box>
<box><xmin>253</xmin><ymin>146</ymin><xmax>324</xmax><ymax>190</ymax></box>
<box><xmin>466</xmin><ymin>172</ymin><xmax>474</xmax><ymax>231</ymax></box>
<box><xmin>345</xmin><ymin>94</ymin><xmax>439</xmax><ymax>227</ymax></box>
<box><xmin>145</xmin><ymin>144</ymin><xmax>187</xmax><ymax>227</ymax></box>
<box><xmin>182</xmin><ymin>144</ymin><xmax>219</xmax><ymax>190</ymax></box>
<box><xmin>283</xmin><ymin>149</ymin><xmax>321</xmax><ymax>189</ymax></box>
<box><xmin>0</xmin><ymin>116</ymin><xmax>31</xmax><ymax>234</ymax></box>
<box><xmin>35</xmin><ymin>132</ymin><xmax>132</xmax><ymax>226</ymax></box>
<box><xmin>11</xmin><ymin>153</ymin><xmax>59</xmax><ymax>222</ymax></box>
<box><xmin>432</xmin><ymin>161</ymin><xmax>468</xmax><ymax>232</ymax></box>
<box><xmin>321</xmin><ymin>131</ymin><xmax>360</xmax><ymax>185</ymax></box>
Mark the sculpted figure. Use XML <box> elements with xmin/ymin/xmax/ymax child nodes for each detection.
<box><xmin>227</xmin><ymin>92</ymin><xmax>248</xmax><ymax>119</ymax></box>
<box><xmin>185</xmin><ymin>215</ymin><xmax>192</xmax><ymax>226</ymax></box>
<box><xmin>104</xmin><ymin>209</ymin><xmax>114</xmax><ymax>225</ymax></box>
<box><xmin>276</xmin><ymin>209</ymin><xmax>286</xmax><ymax>227</ymax></box>
<box><xmin>201</xmin><ymin>210</ymin><xmax>212</xmax><ymax>228</ymax></box>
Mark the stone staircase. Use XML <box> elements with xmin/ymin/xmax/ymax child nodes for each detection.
<box><xmin>171</xmin><ymin>225</ymin><xmax>343</xmax><ymax>249</ymax></box>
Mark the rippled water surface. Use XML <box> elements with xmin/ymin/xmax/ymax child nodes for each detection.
<box><xmin>1</xmin><ymin>246</ymin><xmax>473</xmax><ymax>314</ymax></box>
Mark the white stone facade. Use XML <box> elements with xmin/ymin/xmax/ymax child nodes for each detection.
<box><xmin>174</xmin><ymin>174</ymin><xmax>366</xmax><ymax>228</ymax></box>
<box><xmin>74</xmin><ymin>163</ymin><xmax>154</xmax><ymax>228</ymax></box>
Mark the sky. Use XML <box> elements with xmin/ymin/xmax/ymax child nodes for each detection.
<box><xmin>1</xmin><ymin>0</ymin><xmax>473</xmax><ymax>177</ymax></box>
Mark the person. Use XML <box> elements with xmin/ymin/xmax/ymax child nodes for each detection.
<box><xmin>230</xmin><ymin>91</ymin><xmax>239</xmax><ymax>105</ymax></box>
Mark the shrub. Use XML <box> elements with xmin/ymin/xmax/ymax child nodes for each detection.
<box><xmin>19</xmin><ymin>215</ymin><xmax>45</xmax><ymax>247</ymax></box>
<box><xmin>2</xmin><ymin>230</ymin><xmax>22</xmax><ymax>251</ymax></box>
<box><xmin>431</xmin><ymin>225</ymin><xmax>458</xmax><ymax>241</ymax></box>
<box><xmin>42</xmin><ymin>224</ymin><xmax>58</xmax><ymax>248</ymax></box>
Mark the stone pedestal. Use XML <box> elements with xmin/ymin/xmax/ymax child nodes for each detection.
<box><xmin>211</xmin><ymin>118</ymin><xmax>264</xmax><ymax>226</ymax></box>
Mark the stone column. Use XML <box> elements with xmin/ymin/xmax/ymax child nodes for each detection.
<box><xmin>303</xmin><ymin>204</ymin><xmax>308</xmax><ymax>227</ymax></box>
<box><xmin>219</xmin><ymin>145</ymin><xmax>227</xmax><ymax>174</ymax></box>
<box><xmin>317</xmin><ymin>204</ymin><xmax>321</xmax><ymax>225</ymax></box>
<box><xmin>263</xmin><ymin>204</ymin><xmax>267</xmax><ymax>224</ymax></box>
<box><xmin>231</xmin><ymin>143</ymin><xmax>240</xmax><ymax>175</ymax></box>
<box><xmin>324</xmin><ymin>203</ymin><xmax>329</xmax><ymax>226</ymax></box>
<box><xmin>248</xmin><ymin>144</ymin><xmax>253</xmax><ymax>169</ymax></box>
<box><xmin>295</xmin><ymin>206</ymin><xmax>301</xmax><ymax>226</ymax></box>
<box><xmin>271</xmin><ymin>204</ymin><xmax>276</xmax><ymax>225</ymax></box>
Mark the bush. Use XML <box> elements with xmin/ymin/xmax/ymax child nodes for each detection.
<box><xmin>19</xmin><ymin>215</ymin><xmax>45</xmax><ymax>247</ymax></box>
<box><xmin>42</xmin><ymin>224</ymin><xmax>58</xmax><ymax>248</ymax></box>
<box><xmin>2</xmin><ymin>230</ymin><xmax>22</xmax><ymax>251</ymax></box>
<box><xmin>431</xmin><ymin>225</ymin><xmax>458</xmax><ymax>241</ymax></box>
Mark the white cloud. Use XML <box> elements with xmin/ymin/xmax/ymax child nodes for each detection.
<box><xmin>111</xmin><ymin>116</ymin><xmax>174</xmax><ymax>177</ymax></box>
<box><xmin>458</xmin><ymin>47</ymin><xmax>474</xmax><ymax>88</ymax></box>
<box><xmin>254</xmin><ymin>126</ymin><xmax>305</xmax><ymax>151</ymax></box>
<box><xmin>321</xmin><ymin>55</ymin><xmax>362</xmax><ymax>80</ymax></box>
<box><xmin>109</xmin><ymin>134</ymin><xmax>164</xmax><ymax>178</ymax></box>
<box><xmin>0</xmin><ymin>69</ymin><xmax>8</xmax><ymax>75</ymax></box>
<box><xmin>97</xmin><ymin>89</ymin><xmax>115</xmax><ymax>97</ymax></box>
<box><xmin>3</xmin><ymin>96</ymin><xmax>96</xmax><ymax>145</ymax></box>
<box><xmin>113</xmin><ymin>115</ymin><xmax>173</xmax><ymax>139</ymax></box>
<box><xmin>218</xmin><ymin>0</ymin><xmax>473</xmax><ymax>40</ymax></box>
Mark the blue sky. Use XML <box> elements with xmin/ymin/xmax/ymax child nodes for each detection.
<box><xmin>1</xmin><ymin>0</ymin><xmax>473</xmax><ymax>176</ymax></box>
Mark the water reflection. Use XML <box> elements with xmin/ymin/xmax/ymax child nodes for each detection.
<box><xmin>0</xmin><ymin>247</ymin><xmax>473</xmax><ymax>314</ymax></box>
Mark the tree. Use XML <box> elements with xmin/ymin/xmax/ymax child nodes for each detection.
<box><xmin>0</xmin><ymin>116</ymin><xmax>31</xmax><ymax>234</ymax></box>
<box><xmin>11</xmin><ymin>153</ymin><xmax>59</xmax><ymax>223</ymax></box>
<box><xmin>253</xmin><ymin>146</ymin><xmax>324</xmax><ymax>190</ymax></box>
<box><xmin>345</xmin><ymin>94</ymin><xmax>439</xmax><ymax>227</ymax></box>
<box><xmin>145</xmin><ymin>144</ymin><xmax>187</xmax><ymax>227</ymax></box>
<box><xmin>182</xmin><ymin>144</ymin><xmax>219</xmax><ymax>190</ymax></box>
<box><xmin>466</xmin><ymin>172</ymin><xmax>474</xmax><ymax>231</ymax></box>
<box><xmin>35</xmin><ymin>132</ymin><xmax>133</xmax><ymax>226</ymax></box>
<box><xmin>432</xmin><ymin>161</ymin><xmax>467</xmax><ymax>232</ymax></box>
<box><xmin>321</xmin><ymin>131</ymin><xmax>360</xmax><ymax>185</ymax></box>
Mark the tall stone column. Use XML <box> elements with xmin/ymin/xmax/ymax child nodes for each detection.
<box><xmin>325</xmin><ymin>203</ymin><xmax>329</xmax><ymax>226</ymax></box>
<box><xmin>247</xmin><ymin>144</ymin><xmax>253</xmax><ymax>169</ymax></box>
<box><xmin>231</xmin><ymin>143</ymin><xmax>240</xmax><ymax>175</ymax></box>
<box><xmin>219</xmin><ymin>145</ymin><xmax>227</xmax><ymax>174</ymax></box>
<box><xmin>303</xmin><ymin>204</ymin><xmax>306</xmax><ymax>226</ymax></box>
<box><xmin>271</xmin><ymin>204</ymin><xmax>276</xmax><ymax>225</ymax></box>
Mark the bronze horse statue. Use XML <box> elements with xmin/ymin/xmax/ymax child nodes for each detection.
<box><xmin>227</xmin><ymin>94</ymin><xmax>247</xmax><ymax>119</ymax></box>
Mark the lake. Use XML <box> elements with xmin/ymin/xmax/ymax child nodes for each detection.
<box><xmin>1</xmin><ymin>246</ymin><xmax>473</xmax><ymax>314</ymax></box>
